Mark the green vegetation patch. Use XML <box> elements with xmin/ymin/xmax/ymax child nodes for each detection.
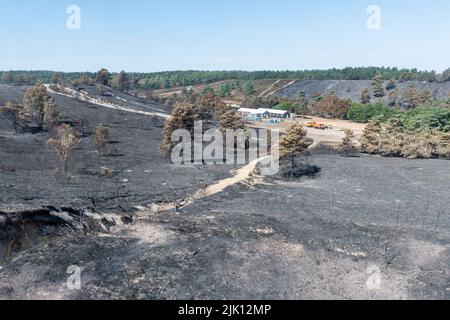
<box><xmin>397</xmin><ymin>107</ymin><xmax>450</xmax><ymax>132</ymax></box>
<box><xmin>347</xmin><ymin>103</ymin><xmax>450</xmax><ymax>133</ymax></box>
<box><xmin>346</xmin><ymin>102</ymin><xmax>398</xmax><ymax>123</ymax></box>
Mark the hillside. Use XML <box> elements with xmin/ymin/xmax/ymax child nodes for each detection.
<box><xmin>274</xmin><ymin>80</ymin><xmax>450</xmax><ymax>102</ymax></box>
<box><xmin>1</xmin><ymin>83</ymin><xmax>450</xmax><ymax>300</ymax></box>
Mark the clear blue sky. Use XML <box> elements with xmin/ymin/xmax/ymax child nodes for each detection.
<box><xmin>0</xmin><ymin>0</ymin><xmax>449</xmax><ymax>72</ymax></box>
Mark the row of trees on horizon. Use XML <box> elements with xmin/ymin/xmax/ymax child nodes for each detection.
<box><xmin>1</xmin><ymin>67</ymin><xmax>450</xmax><ymax>90</ymax></box>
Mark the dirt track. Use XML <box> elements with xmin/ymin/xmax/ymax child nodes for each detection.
<box><xmin>250</xmin><ymin>117</ymin><xmax>366</xmax><ymax>147</ymax></box>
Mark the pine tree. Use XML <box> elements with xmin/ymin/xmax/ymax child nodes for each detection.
<box><xmin>420</xmin><ymin>89</ymin><xmax>433</xmax><ymax>104</ymax></box>
<box><xmin>51</xmin><ymin>72</ymin><xmax>65</xmax><ymax>84</ymax></box>
<box><xmin>401</xmin><ymin>86</ymin><xmax>420</xmax><ymax>108</ymax></box>
<box><xmin>96</xmin><ymin>68</ymin><xmax>111</xmax><ymax>86</ymax></box>
<box><xmin>43</xmin><ymin>97</ymin><xmax>60</xmax><ymax>130</ymax></box>
<box><xmin>386</xmin><ymin>79</ymin><xmax>396</xmax><ymax>91</ymax></box>
<box><xmin>202</xmin><ymin>87</ymin><xmax>215</xmax><ymax>95</ymax></box>
<box><xmin>372</xmin><ymin>75</ymin><xmax>385</xmax><ymax>97</ymax></box>
<box><xmin>92</xmin><ymin>126</ymin><xmax>110</xmax><ymax>157</ymax></box>
<box><xmin>0</xmin><ymin>100</ymin><xmax>24</xmax><ymax>133</ymax></box>
<box><xmin>388</xmin><ymin>90</ymin><xmax>398</xmax><ymax>106</ymax></box>
<box><xmin>310</xmin><ymin>95</ymin><xmax>350</xmax><ymax>119</ymax></box>
<box><xmin>279</xmin><ymin>123</ymin><xmax>312</xmax><ymax>160</ymax></box>
<box><xmin>47</xmin><ymin>124</ymin><xmax>80</xmax><ymax>175</ymax></box>
<box><xmin>24</xmin><ymin>83</ymin><xmax>59</xmax><ymax>131</ymax></box>
<box><xmin>1</xmin><ymin>71</ymin><xmax>14</xmax><ymax>84</ymax></box>
<box><xmin>246</xmin><ymin>82</ymin><xmax>255</xmax><ymax>95</ymax></box>
<box><xmin>219</xmin><ymin>83</ymin><xmax>231</xmax><ymax>98</ymax></box>
<box><xmin>339</xmin><ymin>129</ymin><xmax>356</xmax><ymax>156</ymax></box>
<box><xmin>218</xmin><ymin>110</ymin><xmax>245</xmax><ymax>133</ymax></box>
<box><xmin>441</xmin><ymin>69</ymin><xmax>450</xmax><ymax>82</ymax></box>
<box><xmin>160</xmin><ymin>103</ymin><xmax>199</xmax><ymax>154</ymax></box>
<box><xmin>361</xmin><ymin>88</ymin><xmax>371</xmax><ymax>104</ymax></box>
<box><xmin>76</xmin><ymin>113</ymin><xmax>90</xmax><ymax>137</ymax></box>
<box><xmin>112</xmin><ymin>71</ymin><xmax>130</xmax><ymax>92</ymax></box>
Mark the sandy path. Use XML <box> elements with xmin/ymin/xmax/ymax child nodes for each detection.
<box><xmin>150</xmin><ymin>157</ymin><xmax>269</xmax><ymax>213</ymax></box>
<box><xmin>259</xmin><ymin>80</ymin><xmax>282</xmax><ymax>98</ymax></box>
<box><xmin>45</xmin><ymin>85</ymin><xmax>170</xmax><ymax>119</ymax></box>
<box><xmin>200</xmin><ymin>157</ymin><xmax>268</xmax><ymax>196</ymax></box>
<box><xmin>258</xmin><ymin>80</ymin><xmax>297</xmax><ymax>98</ymax></box>
<box><xmin>154</xmin><ymin>81</ymin><xmax>229</xmax><ymax>97</ymax></box>
<box><xmin>271</xmin><ymin>80</ymin><xmax>297</xmax><ymax>96</ymax></box>
<box><xmin>151</xmin><ymin>116</ymin><xmax>367</xmax><ymax>212</ymax></box>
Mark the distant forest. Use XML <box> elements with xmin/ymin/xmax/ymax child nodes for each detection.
<box><xmin>1</xmin><ymin>67</ymin><xmax>449</xmax><ymax>89</ymax></box>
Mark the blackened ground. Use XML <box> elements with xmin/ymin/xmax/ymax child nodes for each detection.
<box><xmin>0</xmin><ymin>85</ymin><xmax>237</xmax><ymax>214</ymax></box>
<box><xmin>274</xmin><ymin>79</ymin><xmax>450</xmax><ymax>102</ymax></box>
<box><xmin>79</xmin><ymin>85</ymin><xmax>172</xmax><ymax>115</ymax></box>
<box><xmin>1</xmin><ymin>150</ymin><xmax>449</xmax><ymax>299</ymax></box>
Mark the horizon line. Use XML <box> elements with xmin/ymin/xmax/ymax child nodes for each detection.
<box><xmin>1</xmin><ymin>66</ymin><xmax>448</xmax><ymax>74</ymax></box>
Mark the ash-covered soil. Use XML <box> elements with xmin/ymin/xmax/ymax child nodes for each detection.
<box><xmin>0</xmin><ymin>85</ymin><xmax>235</xmax><ymax>213</ymax></box>
<box><xmin>1</xmin><ymin>84</ymin><xmax>449</xmax><ymax>300</ymax></box>
<box><xmin>74</xmin><ymin>85</ymin><xmax>172</xmax><ymax>116</ymax></box>
<box><xmin>1</xmin><ymin>148</ymin><xmax>449</xmax><ymax>299</ymax></box>
<box><xmin>275</xmin><ymin>80</ymin><xmax>450</xmax><ymax>102</ymax></box>
<box><xmin>0</xmin><ymin>84</ymin><xmax>237</xmax><ymax>267</ymax></box>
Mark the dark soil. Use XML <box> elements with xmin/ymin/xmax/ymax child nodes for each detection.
<box><xmin>275</xmin><ymin>80</ymin><xmax>450</xmax><ymax>102</ymax></box>
<box><xmin>1</xmin><ymin>149</ymin><xmax>449</xmax><ymax>299</ymax></box>
<box><xmin>0</xmin><ymin>85</ymin><xmax>236</xmax><ymax>213</ymax></box>
<box><xmin>1</xmin><ymin>85</ymin><xmax>449</xmax><ymax>300</ymax></box>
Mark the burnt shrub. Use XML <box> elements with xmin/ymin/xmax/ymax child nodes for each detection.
<box><xmin>280</xmin><ymin>158</ymin><xmax>321</xmax><ymax>179</ymax></box>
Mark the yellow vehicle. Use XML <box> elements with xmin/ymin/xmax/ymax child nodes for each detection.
<box><xmin>306</xmin><ymin>122</ymin><xmax>327</xmax><ymax>130</ymax></box>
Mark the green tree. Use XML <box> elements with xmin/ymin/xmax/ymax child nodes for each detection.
<box><xmin>279</xmin><ymin>123</ymin><xmax>313</xmax><ymax>165</ymax></box>
<box><xmin>219</xmin><ymin>83</ymin><xmax>232</xmax><ymax>98</ymax></box>
<box><xmin>202</xmin><ymin>87</ymin><xmax>215</xmax><ymax>95</ymax></box>
<box><xmin>246</xmin><ymin>82</ymin><xmax>255</xmax><ymax>95</ymax></box>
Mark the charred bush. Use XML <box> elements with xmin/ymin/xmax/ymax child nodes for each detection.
<box><xmin>280</xmin><ymin>158</ymin><xmax>321</xmax><ymax>179</ymax></box>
